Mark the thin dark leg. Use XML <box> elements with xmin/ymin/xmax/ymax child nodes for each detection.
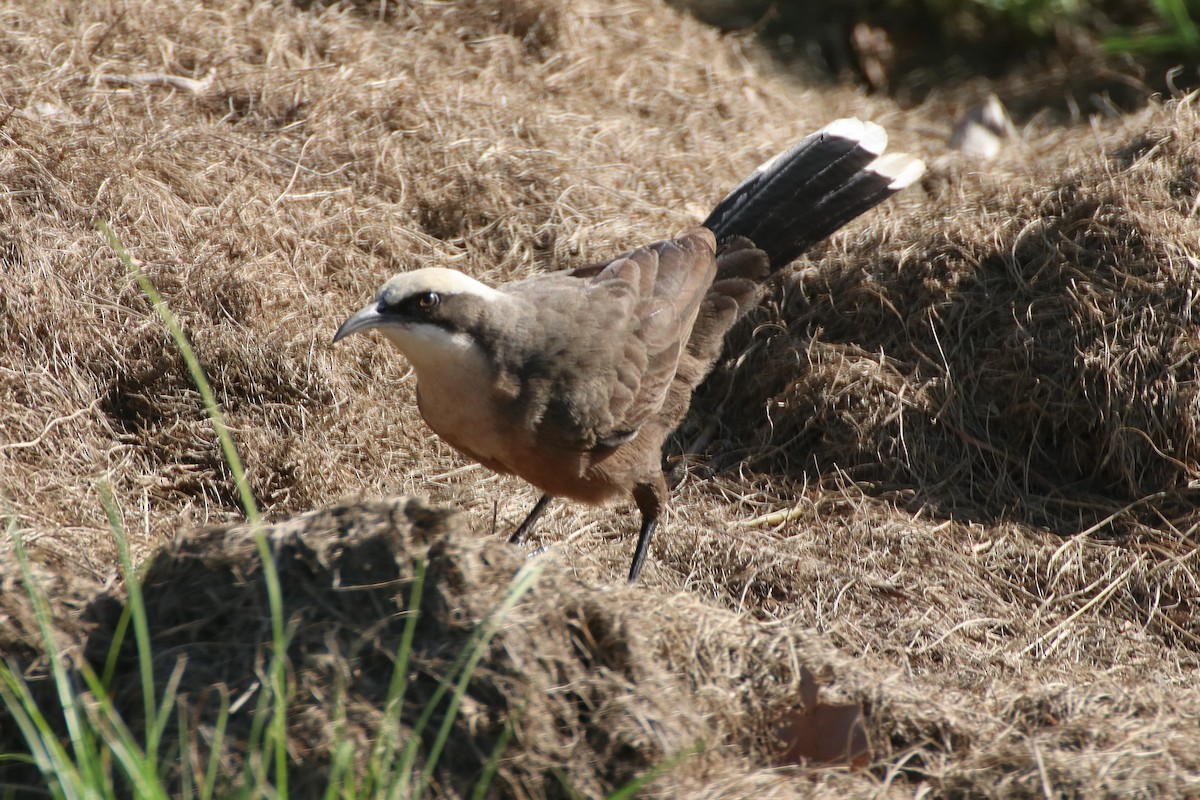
<box><xmin>628</xmin><ymin>515</ymin><xmax>658</xmax><ymax>583</ymax></box>
<box><xmin>509</xmin><ymin>494</ymin><xmax>554</xmax><ymax>545</ymax></box>
<box><xmin>628</xmin><ymin>478</ymin><xmax>666</xmax><ymax>582</ymax></box>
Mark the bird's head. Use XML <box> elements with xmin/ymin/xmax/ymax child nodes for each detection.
<box><xmin>333</xmin><ymin>268</ymin><xmax>503</xmax><ymax>368</ymax></box>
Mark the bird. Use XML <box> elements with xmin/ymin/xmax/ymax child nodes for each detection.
<box><xmin>334</xmin><ymin>118</ymin><xmax>924</xmax><ymax>582</ymax></box>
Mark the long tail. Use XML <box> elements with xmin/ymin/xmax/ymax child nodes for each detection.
<box><xmin>703</xmin><ymin>118</ymin><xmax>924</xmax><ymax>269</ymax></box>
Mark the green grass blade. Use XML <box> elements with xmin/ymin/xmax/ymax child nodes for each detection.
<box><xmin>366</xmin><ymin>558</ymin><xmax>428</xmax><ymax>790</ymax></box>
<box><xmin>550</xmin><ymin>768</ymin><xmax>584</xmax><ymax>800</ymax></box>
<box><xmin>6</xmin><ymin>518</ymin><xmax>94</xmax><ymax>798</ymax></box>
<box><xmin>151</xmin><ymin>657</ymin><xmax>188</xmax><ymax>776</ymax></box>
<box><xmin>99</xmin><ymin>603</ymin><xmax>133</xmax><ymax>692</ymax></box>
<box><xmin>392</xmin><ymin>561</ymin><xmax>543</xmax><ymax>798</ymax></box>
<box><xmin>98</xmin><ymin>486</ymin><xmax>159</xmax><ymax>771</ymax></box>
<box><xmin>468</xmin><ymin>706</ymin><xmax>521</xmax><ymax>800</ymax></box>
<box><xmin>391</xmin><ymin>631</ymin><xmax>478</xmax><ymax>795</ymax></box>
<box><xmin>1153</xmin><ymin>0</ymin><xmax>1200</xmax><ymax>47</ymax></box>
<box><xmin>177</xmin><ymin>703</ymin><xmax>194</xmax><ymax>800</ymax></box>
<box><xmin>0</xmin><ymin>662</ymin><xmax>81</xmax><ymax>797</ymax></box>
<box><xmin>98</xmin><ymin>221</ymin><xmax>291</xmax><ymax>796</ymax></box>
<box><xmin>415</xmin><ymin>561</ymin><xmax>544</xmax><ymax>796</ymax></box>
<box><xmin>95</xmin><ymin>220</ymin><xmax>258</xmax><ymax>526</ymax></box>
<box><xmin>0</xmin><ymin>751</ymin><xmax>37</xmax><ymax>768</ymax></box>
<box><xmin>1104</xmin><ymin>31</ymin><xmax>1187</xmax><ymax>53</ymax></box>
<box><xmin>242</xmin><ymin>680</ymin><xmax>273</xmax><ymax>783</ymax></box>
<box><xmin>199</xmin><ymin>690</ymin><xmax>231</xmax><ymax>800</ymax></box>
<box><xmin>76</xmin><ymin>661</ymin><xmax>167</xmax><ymax>800</ymax></box>
<box><xmin>321</xmin><ymin>670</ymin><xmax>356</xmax><ymax>800</ymax></box>
<box><xmin>322</xmin><ymin>738</ymin><xmax>357</xmax><ymax>800</ymax></box>
<box><xmin>605</xmin><ymin>742</ymin><xmax>702</xmax><ymax>800</ymax></box>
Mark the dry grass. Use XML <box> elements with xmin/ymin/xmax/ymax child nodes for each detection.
<box><xmin>1</xmin><ymin>0</ymin><xmax>1199</xmax><ymax>796</ymax></box>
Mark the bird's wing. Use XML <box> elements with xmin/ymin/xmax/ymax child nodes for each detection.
<box><xmin>594</xmin><ymin>229</ymin><xmax>716</xmax><ymax>434</ymax></box>
<box><xmin>505</xmin><ymin>228</ymin><xmax>717</xmax><ymax>455</ymax></box>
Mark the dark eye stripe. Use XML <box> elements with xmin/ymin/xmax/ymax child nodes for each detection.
<box><xmin>379</xmin><ymin>291</ymin><xmax>441</xmax><ymax>315</ymax></box>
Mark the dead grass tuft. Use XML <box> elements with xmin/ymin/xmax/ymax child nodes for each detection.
<box><xmin>698</xmin><ymin>101</ymin><xmax>1200</xmax><ymax>536</ymax></box>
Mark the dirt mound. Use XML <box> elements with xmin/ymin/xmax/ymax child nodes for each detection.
<box><xmin>5</xmin><ymin>498</ymin><xmax>862</xmax><ymax>797</ymax></box>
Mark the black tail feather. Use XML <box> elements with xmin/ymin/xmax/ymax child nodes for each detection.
<box><xmin>703</xmin><ymin>118</ymin><xmax>923</xmax><ymax>269</ymax></box>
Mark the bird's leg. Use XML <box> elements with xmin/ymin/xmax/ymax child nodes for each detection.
<box><xmin>509</xmin><ymin>493</ymin><xmax>554</xmax><ymax>545</ymax></box>
<box><xmin>628</xmin><ymin>475</ymin><xmax>667</xmax><ymax>582</ymax></box>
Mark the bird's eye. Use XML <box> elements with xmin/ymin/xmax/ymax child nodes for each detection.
<box><xmin>417</xmin><ymin>291</ymin><xmax>440</xmax><ymax>309</ymax></box>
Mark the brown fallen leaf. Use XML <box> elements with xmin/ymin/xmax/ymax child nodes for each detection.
<box><xmin>774</xmin><ymin>667</ymin><xmax>871</xmax><ymax>768</ymax></box>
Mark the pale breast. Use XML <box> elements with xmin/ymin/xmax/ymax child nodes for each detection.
<box><xmin>414</xmin><ymin>354</ymin><xmax>626</xmax><ymax>504</ymax></box>
<box><xmin>413</xmin><ymin>349</ymin><xmax>518</xmax><ymax>474</ymax></box>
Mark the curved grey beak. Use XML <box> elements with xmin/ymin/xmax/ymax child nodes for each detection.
<box><xmin>333</xmin><ymin>303</ymin><xmax>385</xmax><ymax>343</ymax></box>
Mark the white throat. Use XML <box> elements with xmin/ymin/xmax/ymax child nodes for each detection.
<box><xmin>378</xmin><ymin>323</ymin><xmax>480</xmax><ymax>377</ymax></box>
<box><xmin>380</xmin><ymin>321</ymin><xmax>512</xmax><ymax>466</ymax></box>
